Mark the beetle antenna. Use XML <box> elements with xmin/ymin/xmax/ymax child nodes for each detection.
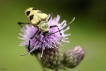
<box><xmin>47</xmin><ymin>13</ymin><xmax>53</xmax><ymax>21</ymax></box>
<box><xmin>48</xmin><ymin>17</ymin><xmax>75</xmax><ymax>36</ymax></box>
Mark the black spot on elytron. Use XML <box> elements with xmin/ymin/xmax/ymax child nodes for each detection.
<box><xmin>32</xmin><ymin>8</ymin><xmax>37</xmax><ymax>10</ymax></box>
<box><xmin>37</xmin><ymin>20</ymin><xmax>41</xmax><ymax>25</ymax></box>
<box><xmin>29</xmin><ymin>15</ymin><xmax>34</xmax><ymax>20</ymax></box>
<box><xmin>26</xmin><ymin>11</ymin><xmax>30</xmax><ymax>16</ymax></box>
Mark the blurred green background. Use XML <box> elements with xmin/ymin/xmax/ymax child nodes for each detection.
<box><xmin>0</xmin><ymin>0</ymin><xmax>106</xmax><ymax>71</ymax></box>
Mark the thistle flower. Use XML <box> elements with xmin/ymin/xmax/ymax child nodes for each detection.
<box><xmin>18</xmin><ymin>15</ymin><xmax>75</xmax><ymax>55</ymax></box>
<box><xmin>41</xmin><ymin>47</ymin><xmax>63</xmax><ymax>70</ymax></box>
<box><xmin>63</xmin><ymin>46</ymin><xmax>85</xmax><ymax>68</ymax></box>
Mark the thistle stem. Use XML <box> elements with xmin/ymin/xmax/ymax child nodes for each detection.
<box><xmin>34</xmin><ymin>54</ymin><xmax>46</xmax><ymax>71</ymax></box>
<box><xmin>55</xmin><ymin>68</ymin><xmax>58</xmax><ymax>71</ymax></box>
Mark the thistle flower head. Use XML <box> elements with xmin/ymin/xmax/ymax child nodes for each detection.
<box><xmin>63</xmin><ymin>46</ymin><xmax>85</xmax><ymax>68</ymax></box>
<box><xmin>18</xmin><ymin>15</ymin><xmax>75</xmax><ymax>55</ymax></box>
<box><xmin>41</xmin><ymin>47</ymin><xmax>64</xmax><ymax>69</ymax></box>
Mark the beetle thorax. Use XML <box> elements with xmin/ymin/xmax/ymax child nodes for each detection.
<box><xmin>37</xmin><ymin>21</ymin><xmax>49</xmax><ymax>32</ymax></box>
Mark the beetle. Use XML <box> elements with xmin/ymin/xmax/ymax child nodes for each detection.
<box><xmin>18</xmin><ymin>7</ymin><xmax>75</xmax><ymax>56</ymax></box>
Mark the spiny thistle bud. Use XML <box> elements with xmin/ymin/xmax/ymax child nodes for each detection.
<box><xmin>63</xmin><ymin>46</ymin><xmax>85</xmax><ymax>68</ymax></box>
<box><xmin>41</xmin><ymin>47</ymin><xmax>63</xmax><ymax>69</ymax></box>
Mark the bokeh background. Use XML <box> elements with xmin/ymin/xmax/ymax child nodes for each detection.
<box><xmin>0</xmin><ymin>0</ymin><xmax>106</xmax><ymax>71</ymax></box>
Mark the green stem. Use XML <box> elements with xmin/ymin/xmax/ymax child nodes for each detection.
<box><xmin>34</xmin><ymin>54</ymin><xmax>46</xmax><ymax>71</ymax></box>
<box><xmin>55</xmin><ymin>68</ymin><xmax>58</xmax><ymax>71</ymax></box>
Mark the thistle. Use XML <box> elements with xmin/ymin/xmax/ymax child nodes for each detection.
<box><xmin>18</xmin><ymin>15</ymin><xmax>74</xmax><ymax>56</ymax></box>
<box><xmin>18</xmin><ymin>13</ymin><xmax>77</xmax><ymax>71</ymax></box>
<box><xmin>63</xmin><ymin>46</ymin><xmax>85</xmax><ymax>68</ymax></box>
<box><xmin>41</xmin><ymin>47</ymin><xmax>64</xmax><ymax>70</ymax></box>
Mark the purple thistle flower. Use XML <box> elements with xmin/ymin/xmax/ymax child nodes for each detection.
<box><xmin>18</xmin><ymin>15</ymin><xmax>75</xmax><ymax>56</ymax></box>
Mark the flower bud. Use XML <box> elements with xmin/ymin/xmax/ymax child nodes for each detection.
<box><xmin>41</xmin><ymin>47</ymin><xmax>63</xmax><ymax>69</ymax></box>
<box><xmin>63</xmin><ymin>46</ymin><xmax>85</xmax><ymax>68</ymax></box>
